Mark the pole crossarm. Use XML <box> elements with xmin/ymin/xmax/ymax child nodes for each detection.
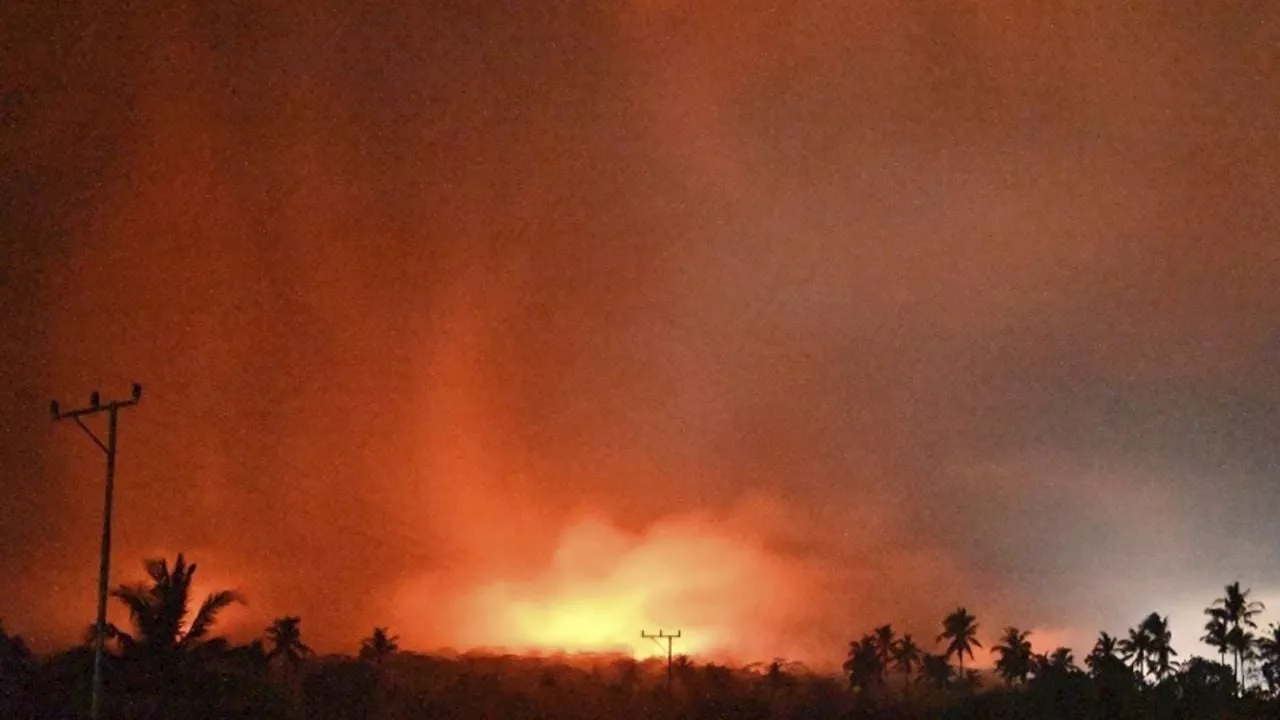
<box><xmin>643</xmin><ymin>633</ymin><xmax>669</xmax><ymax>652</ymax></box>
<box><xmin>641</xmin><ymin>629</ymin><xmax>682</xmax><ymax>694</ymax></box>
<box><xmin>54</xmin><ymin>399</ymin><xmax>140</xmax><ymax>420</ymax></box>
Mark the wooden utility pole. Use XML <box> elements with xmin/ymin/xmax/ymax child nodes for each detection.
<box><xmin>641</xmin><ymin>629</ymin><xmax>682</xmax><ymax>694</ymax></box>
<box><xmin>51</xmin><ymin>384</ymin><xmax>143</xmax><ymax>720</ymax></box>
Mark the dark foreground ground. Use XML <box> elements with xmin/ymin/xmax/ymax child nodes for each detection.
<box><xmin>4</xmin><ymin>639</ymin><xmax>1280</xmax><ymax>720</ymax></box>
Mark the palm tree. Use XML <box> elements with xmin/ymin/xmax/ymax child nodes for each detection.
<box><xmin>920</xmin><ymin>653</ymin><xmax>952</xmax><ymax>689</ymax></box>
<box><xmin>1140</xmin><ymin>612</ymin><xmax>1178</xmax><ymax>682</ymax></box>
<box><xmin>1226</xmin><ymin>625</ymin><xmax>1257</xmax><ymax>691</ymax></box>
<box><xmin>1048</xmin><ymin>647</ymin><xmax>1078</xmax><ymax>674</ymax></box>
<box><xmin>265</xmin><ymin>616</ymin><xmax>312</xmax><ymax>671</ymax></box>
<box><xmin>359</xmin><ymin>627</ymin><xmax>399</xmax><ymax>665</ymax></box>
<box><xmin>891</xmin><ymin>634</ymin><xmax>922</xmax><ymax>688</ymax></box>
<box><xmin>1085</xmin><ymin>632</ymin><xmax>1127</xmax><ymax>680</ymax></box>
<box><xmin>1086</xmin><ymin>632</ymin><xmax>1116</xmax><ymax>670</ymax></box>
<box><xmin>991</xmin><ymin>627</ymin><xmax>1033</xmax><ymax>686</ymax></box>
<box><xmin>1201</xmin><ymin>609</ymin><xmax>1230</xmax><ymax>667</ymax></box>
<box><xmin>843</xmin><ymin>634</ymin><xmax>883</xmax><ymax>692</ymax></box>
<box><xmin>1254</xmin><ymin>623</ymin><xmax>1280</xmax><ymax>694</ymax></box>
<box><xmin>1211</xmin><ymin>581</ymin><xmax>1265</xmax><ymax>692</ymax></box>
<box><xmin>873</xmin><ymin>624</ymin><xmax>895</xmax><ymax>682</ymax></box>
<box><xmin>1119</xmin><ymin>623</ymin><xmax>1154</xmax><ymax>682</ymax></box>
<box><xmin>110</xmin><ymin>553</ymin><xmax>243</xmax><ymax>659</ymax></box>
<box><xmin>938</xmin><ymin>608</ymin><xmax>981</xmax><ymax>675</ymax></box>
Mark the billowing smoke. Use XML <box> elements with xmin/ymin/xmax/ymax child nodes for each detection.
<box><xmin>391</xmin><ymin>510</ymin><xmax>815</xmax><ymax>662</ymax></box>
<box><xmin>2</xmin><ymin>0</ymin><xmax>1278</xmax><ymax>668</ymax></box>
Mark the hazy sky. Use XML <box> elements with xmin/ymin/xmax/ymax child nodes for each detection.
<box><xmin>3</xmin><ymin>1</ymin><xmax>1279</xmax><ymax>666</ymax></box>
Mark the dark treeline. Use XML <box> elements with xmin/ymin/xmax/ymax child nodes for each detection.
<box><xmin>843</xmin><ymin>589</ymin><xmax>1280</xmax><ymax>719</ymax></box>
<box><xmin>3</xmin><ymin>554</ymin><xmax>1280</xmax><ymax>719</ymax></box>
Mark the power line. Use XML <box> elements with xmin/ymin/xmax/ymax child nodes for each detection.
<box><xmin>641</xmin><ymin>628</ymin><xmax>682</xmax><ymax>694</ymax></box>
<box><xmin>51</xmin><ymin>384</ymin><xmax>143</xmax><ymax>720</ymax></box>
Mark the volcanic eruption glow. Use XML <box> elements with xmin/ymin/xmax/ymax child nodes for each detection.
<box><xmin>391</xmin><ymin>513</ymin><xmax>822</xmax><ymax>663</ymax></box>
<box><xmin>4</xmin><ymin>0</ymin><xmax>1279</xmax><ymax>678</ymax></box>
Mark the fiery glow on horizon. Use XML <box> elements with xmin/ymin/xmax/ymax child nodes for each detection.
<box><xmin>6</xmin><ymin>0</ymin><xmax>1277</xmax><ymax>670</ymax></box>
<box><xmin>465</xmin><ymin>581</ymin><xmax>693</xmax><ymax>660</ymax></box>
<box><xmin>392</xmin><ymin>513</ymin><xmax>821</xmax><ymax>663</ymax></box>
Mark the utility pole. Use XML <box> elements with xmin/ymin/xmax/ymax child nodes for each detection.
<box><xmin>641</xmin><ymin>628</ymin><xmax>682</xmax><ymax>694</ymax></box>
<box><xmin>50</xmin><ymin>384</ymin><xmax>143</xmax><ymax>720</ymax></box>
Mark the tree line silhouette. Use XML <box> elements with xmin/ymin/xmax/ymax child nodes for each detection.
<box><xmin>2</xmin><ymin>552</ymin><xmax>1280</xmax><ymax>718</ymax></box>
<box><xmin>841</xmin><ymin>586</ymin><xmax>1280</xmax><ymax>718</ymax></box>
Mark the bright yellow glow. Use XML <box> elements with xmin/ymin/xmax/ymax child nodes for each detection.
<box><xmin>465</xmin><ymin>579</ymin><xmax>713</xmax><ymax>659</ymax></box>
<box><xmin>508</xmin><ymin>590</ymin><xmax>648</xmax><ymax>656</ymax></box>
<box><xmin>392</xmin><ymin>513</ymin><xmax>821</xmax><ymax>664</ymax></box>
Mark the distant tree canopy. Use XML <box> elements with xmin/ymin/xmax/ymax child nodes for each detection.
<box><xmin>7</xmin><ymin>556</ymin><xmax>1280</xmax><ymax>720</ymax></box>
<box><xmin>359</xmin><ymin>626</ymin><xmax>400</xmax><ymax>665</ymax></box>
<box><xmin>266</xmin><ymin>615</ymin><xmax>313</xmax><ymax>670</ymax></box>
<box><xmin>992</xmin><ymin>627</ymin><xmax>1032</xmax><ymax>686</ymax></box>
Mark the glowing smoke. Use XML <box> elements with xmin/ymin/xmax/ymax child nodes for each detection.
<box><xmin>391</xmin><ymin>509</ymin><xmax>824</xmax><ymax>663</ymax></box>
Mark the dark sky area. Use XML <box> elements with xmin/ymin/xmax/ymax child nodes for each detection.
<box><xmin>2</xmin><ymin>1</ymin><xmax>1279</xmax><ymax>666</ymax></box>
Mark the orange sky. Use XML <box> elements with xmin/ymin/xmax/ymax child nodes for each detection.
<box><xmin>2</xmin><ymin>1</ymin><xmax>1279</xmax><ymax>668</ymax></box>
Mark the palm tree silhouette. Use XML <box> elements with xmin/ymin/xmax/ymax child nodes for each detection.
<box><xmin>920</xmin><ymin>653</ymin><xmax>952</xmax><ymax>689</ymax></box>
<box><xmin>843</xmin><ymin>634</ymin><xmax>882</xmax><ymax>692</ymax></box>
<box><xmin>937</xmin><ymin>608</ymin><xmax>981</xmax><ymax>675</ymax></box>
<box><xmin>991</xmin><ymin>627</ymin><xmax>1032</xmax><ymax>686</ymax></box>
<box><xmin>110</xmin><ymin>553</ymin><xmax>242</xmax><ymax>659</ymax></box>
<box><xmin>1086</xmin><ymin>632</ymin><xmax>1116</xmax><ymax>664</ymax></box>
<box><xmin>1210</xmin><ymin>581</ymin><xmax>1264</xmax><ymax>691</ymax></box>
<box><xmin>890</xmin><ymin>634</ymin><xmax>921</xmax><ymax>689</ymax></box>
<box><xmin>1030</xmin><ymin>646</ymin><xmax>1080</xmax><ymax>693</ymax></box>
<box><xmin>1139</xmin><ymin>612</ymin><xmax>1177</xmax><ymax>682</ymax></box>
<box><xmin>1201</xmin><ymin>608</ymin><xmax>1230</xmax><ymax>667</ymax></box>
<box><xmin>872</xmin><ymin>624</ymin><xmax>895</xmax><ymax>683</ymax></box>
<box><xmin>359</xmin><ymin>627</ymin><xmax>400</xmax><ymax>665</ymax></box>
<box><xmin>1084</xmin><ymin>632</ymin><xmax>1127</xmax><ymax>680</ymax></box>
<box><xmin>1119</xmin><ymin>623</ymin><xmax>1154</xmax><ymax>683</ymax></box>
<box><xmin>1047</xmin><ymin>647</ymin><xmax>1078</xmax><ymax>674</ymax></box>
<box><xmin>265</xmin><ymin>616</ymin><xmax>313</xmax><ymax>671</ymax></box>
<box><xmin>1254</xmin><ymin>623</ymin><xmax>1280</xmax><ymax>694</ymax></box>
<box><xmin>1226</xmin><ymin>625</ymin><xmax>1257</xmax><ymax>691</ymax></box>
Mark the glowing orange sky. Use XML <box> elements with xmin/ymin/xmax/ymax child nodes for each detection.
<box><xmin>2</xmin><ymin>0</ymin><xmax>1279</xmax><ymax>669</ymax></box>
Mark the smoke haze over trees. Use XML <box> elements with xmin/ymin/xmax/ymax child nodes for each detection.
<box><xmin>3</xmin><ymin>0</ymin><xmax>1279</xmax><ymax>669</ymax></box>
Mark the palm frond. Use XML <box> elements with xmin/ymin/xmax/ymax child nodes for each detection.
<box><xmin>175</xmin><ymin>554</ymin><xmax>191</xmax><ymax>578</ymax></box>
<box><xmin>82</xmin><ymin>622</ymin><xmax>122</xmax><ymax>646</ymax></box>
<box><xmin>168</xmin><ymin>558</ymin><xmax>198</xmax><ymax>643</ymax></box>
<box><xmin>182</xmin><ymin>590</ymin><xmax>245</xmax><ymax>646</ymax></box>
<box><xmin>111</xmin><ymin>583</ymin><xmax>152</xmax><ymax>612</ymax></box>
<box><xmin>116</xmin><ymin>630</ymin><xmax>138</xmax><ymax>651</ymax></box>
<box><xmin>144</xmin><ymin>557</ymin><xmax>169</xmax><ymax>584</ymax></box>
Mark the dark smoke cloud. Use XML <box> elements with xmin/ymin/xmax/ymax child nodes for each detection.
<box><xmin>3</xmin><ymin>0</ymin><xmax>1278</xmax><ymax>663</ymax></box>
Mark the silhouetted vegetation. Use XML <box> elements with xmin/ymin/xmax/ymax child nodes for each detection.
<box><xmin>111</xmin><ymin>554</ymin><xmax>242</xmax><ymax>654</ymax></box>
<box><xmin>6</xmin><ymin>554</ymin><xmax>1280</xmax><ymax>718</ymax></box>
<box><xmin>359</xmin><ymin>627</ymin><xmax>399</xmax><ymax>666</ymax></box>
